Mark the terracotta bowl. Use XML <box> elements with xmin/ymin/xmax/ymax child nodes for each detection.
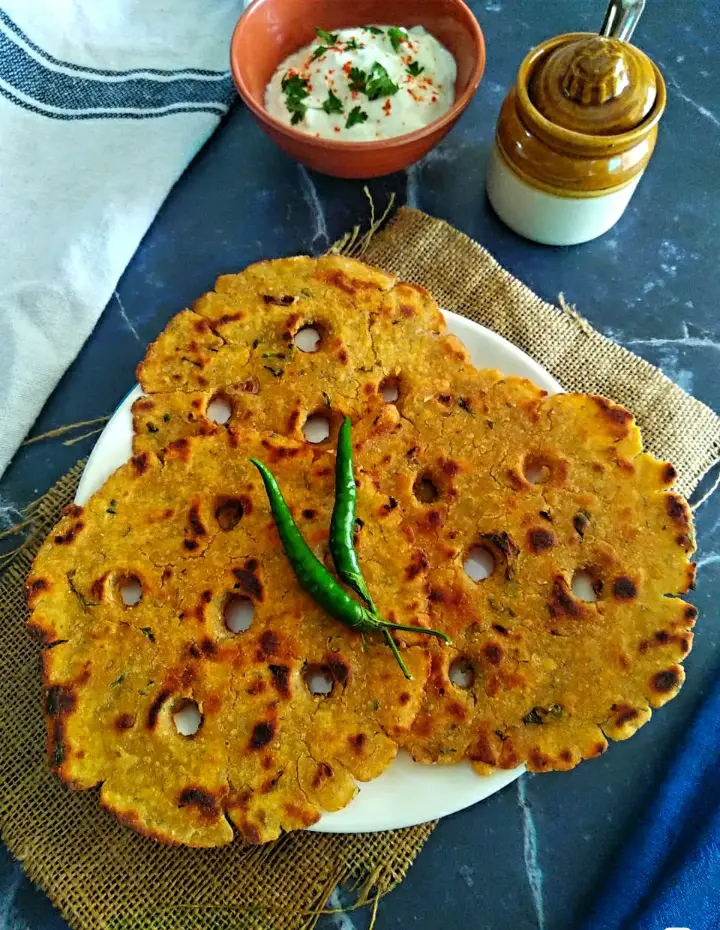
<box><xmin>230</xmin><ymin>0</ymin><xmax>485</xmax><ymax>178</ymax></box>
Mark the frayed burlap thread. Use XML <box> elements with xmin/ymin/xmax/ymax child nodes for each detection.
<box><xmin>2</xmin><ymin>206</ymin><xmax>719</xmax><ymax>930</ymax></box>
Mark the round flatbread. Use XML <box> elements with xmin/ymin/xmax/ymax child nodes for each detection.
<box><xmin>29</xmin><ymin>256</ymin><xmax>697</xmax><ymax>846</ymax></box>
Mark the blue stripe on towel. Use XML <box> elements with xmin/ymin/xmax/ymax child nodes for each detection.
<box><xmin>0</xmin><ymin>11</ymin><xmax>235</xmax><ymax>120</ymax></box>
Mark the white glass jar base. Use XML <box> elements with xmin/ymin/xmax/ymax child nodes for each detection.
<box><xmin>486</xmin><ymin>143</ymin><xmax>641</xmax><ymax>246</ymax></box>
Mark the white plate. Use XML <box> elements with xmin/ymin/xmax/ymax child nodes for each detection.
<box><xmin>75</xmin><ymin>310</ymin><xmax>563</xmax><ymax>833</ymax></box>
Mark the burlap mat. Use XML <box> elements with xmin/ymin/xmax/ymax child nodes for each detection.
<box><xmin>1</xmin><ymin>207</ymin><xmax>718</xmax><ymax>930</ymax></box>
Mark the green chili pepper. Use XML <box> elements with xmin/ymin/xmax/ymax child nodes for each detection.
<box><xmin>250</xmin><ymin>458</ymin><xmax>451</xmax><ymax>679</ymax></box>
<box><xmin>329</xmin><ymin>416</ymin><xmax>414</xmax><ymax>676</ymax></box>
<box><xmin>330</xmin><ymin>416</ymin><xmax>375</xmax><ymax>608</ymax></box>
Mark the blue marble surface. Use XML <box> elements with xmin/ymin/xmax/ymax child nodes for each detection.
<box><xmin>1</xmin><ymin>1</ymin><xmax>719</xmax><ymax>928</ymax></box>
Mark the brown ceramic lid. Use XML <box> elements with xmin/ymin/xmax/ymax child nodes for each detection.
<box><xmin>529</xmin><ymin>35</ymin><xmax>657</xmax><ymax>136</ymax></box>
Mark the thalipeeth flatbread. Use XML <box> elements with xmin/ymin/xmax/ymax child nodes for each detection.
<box><xmin>28</xmin><ymin>256</ymin><xmax>697</xmax><ymax>846</ymax></box>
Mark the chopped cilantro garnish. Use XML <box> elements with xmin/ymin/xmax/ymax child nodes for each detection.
<box><xmin>162</xmin><ymin>412</ymin><xmax>171</xmax><ymax>422</ymax></box>
<box><xmin>366</xmin><ymin>61</ymin><xmax>399</xmax><ymax>100</ymax></box>
<box><xmin>344</xmin><ymin>38</ymin><xmax>363</xmax><ymax>51</ymax></box>
<box><xmin>366</xmin><ymin>26</ymin><xmax>383</xmax><ymax>35</ymax></box>
<box><xmin>346</xmin><ymin>106</ymin><xmax>368</xmax><ymax>129</ymax></box>
<box><xmin>281</xmin><ymin>72</ymin><xmax>310</xmax><ymax>124</ymax></box>
<box><xmin>289</xmin><ymin>104</ymin><xmax>306</xmax><ymax>125</ymax></box>
<box><xmin>311</xmin><ymin>45</ymin><xmax>329</xmax><ymax>61</ymax></box>
<box><xmin>315</xmin><ymin>27</ymin><xmax>338</xmax><ymax>45</ymax></box>
<box><xmin>281</xmin><ymin>73</ymin><xmax>309</xmax><ymax>96</ymax></box>
<box><xmin>348</xmin><ymin>62</ymin><xmax>397</xmax><ymax>100</ymax></box>
<box><xmin>321</xmin><ymin>89</ymin><xmax>344</xmax><ymax>115</ymax></box>
<box><xmin>387</xmin><ymin>26</ymin><xmax>408</xmax><ymax>51</ymax></box>
<box><xmin>406</xmin><ymin>61</ymin><xmax>424</xmax><ymax>77</ymax></box>
<box><xmin>110</xmin><ymin>673</ymin><xmax>126</xmax><ymax>688</ymax></box>
<box><xmin>348</xmin><ymin>66</ymin><xmax>367</xmax><ymax>92</ymax></box>
<box><xmin>139</xmin><ymin>627</ymin><xmax>155</xmax><ymax>642</ymax></box>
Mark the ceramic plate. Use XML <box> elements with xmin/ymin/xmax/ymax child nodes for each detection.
<box><xmin>75</xmin><ymin>310</ymin><xmax>563</xmax><ymax>833</ymax></box>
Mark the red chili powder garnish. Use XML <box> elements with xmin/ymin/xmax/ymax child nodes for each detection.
<box><xmin>382</xmin><ymin>99</ymin><xmax>392</xmax><ymax>115</ymax></box>
<box><xmin>342</xmin><ymin>61</ymin><xmax>352</xmax><ymax>74</ymax></box>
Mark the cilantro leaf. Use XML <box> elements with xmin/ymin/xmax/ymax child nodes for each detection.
<box><xmin>346</xmin><ymin>106</ymin><xmax>368</xmax><ymax>129</ymax></box>
<box><xmin>344</xmin><ymin>38</ymin><xmax>363</xmax><ymax>51</ymax></box>
<box><xmin>321</xmin><ymin>89</ymin><xmax>344</xmax><ymax>115</ymax></box>
<box><xmin>406</xmin><ymin>61</ymin><xmax>424</xmax><ymax>77</ymax></box>
<box><xmin>311</xmin><ymin>45</ymin><xmax>329</xmax><ymax>61</ymax></box>
<box><xmin>281</xmin><ymin>72</ymin><xmax>310</xmax><ymax>124</ymax></box>
<box><xmin>387</xmin><ymin>26</ymin><xmax>408</xmax><ymax>52</ymax></box>
<box><xmin>281</xmin><ymin>73</ymin><xmax>309</xmax><ymax>98</ymax></box>
<box><xmin>366</xmin><ymin>26</ymin><xmax>383</xmax><ymax>35</ymax></box>
<box><xmin>348</xmin><ymin>66</ymin><xmax>367</xmax><ymax>93</ymax></box>
<box><xmin>315</xmin><ymin>27</ymin><xmax>338</xmax><ymax>45</ymax></box>
<box><xmin>366</xmin><ymin>61</ymin><xmax>399</xmax><ymax>100</ymax></box>
<box><xmin>287</xmin><ymin>99</ymin><xmax>307</xmax><ymax>124</ymax></box>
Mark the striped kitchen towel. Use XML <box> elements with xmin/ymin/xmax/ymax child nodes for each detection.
<box><xmin>0</xmin><ymin>0</ymin><xmax>242</xmax><ymax>476</ymax></box>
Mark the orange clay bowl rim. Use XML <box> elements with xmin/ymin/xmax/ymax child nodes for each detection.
<box><xmin>516</xmin><ymin>32</ymin><xmax>667</xmax><ymax>150</ymax></box>
<box><xmin>230</xmin><ymin>1</ymin><xmax>486</xmax><ymax>151</ymax></box>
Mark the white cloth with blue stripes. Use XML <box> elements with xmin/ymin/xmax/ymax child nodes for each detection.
<box><xmin>0</xmin><ymin>0</ymin><xmax>243</xmax><ymax>476</ymax></box>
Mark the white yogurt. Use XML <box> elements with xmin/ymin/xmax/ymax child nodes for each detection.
<box><xmin>265</xmin><ymin>25</ymin><xmax>457</xmax><ymax>141</ymax></box>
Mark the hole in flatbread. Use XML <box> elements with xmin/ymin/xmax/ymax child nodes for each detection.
<box><xmin>305</xmin><ymin>664</ymin><xmax>334</xmax><ymax>696</ymax></box>
<box><xmin>449</xmin><ymin>657</ymin><xmax>475</xmax><ymax>689</ymax></box>
<box><xmin>572</xmin><ymin>569</ymin><xmax>600</xmax><ymax>603</ymax></box>
<box><xmin>224</xmin><ymin>595</ymin><xmax>254</xmax><ymax>633</ymax></box>
<box><xmin>118</xmin><ymin>574</ymin><xmax>143</xmax><ymax>607</ymax></box>
<box><xmin>173</xmin><ymin>699</ymin><xmax>203</xmax><ymax>736</ymax></box>
<box><xmin>303</xmin><ymin>414</ymin><xmax>330</xmax><ymax>444</ymax></box>
<box><xmin>464</xmin><ymin>546</ymin><xmax>495</xmax><ymax>582</ymax></box>
<box><xmin>523</xmin><ymin>454</ymin><xmax>551</xmax><ymax>485</ymax></box>
<box><xmin>215</xmin><ymin>497</ymin><xmax>244</xmax><ymax>531</ymax></box>
<box><xmin>380</xmin><ymin>376</ymin><xmax>400</xmax><ymax>403</ymax></box>
<box><xmin>294</xmin><ymin>326</ymin><xmax>321</xmax><ymax>353</ymax></box>
<box><xmin>207</xmin><ymin>394</ymin><xmax>232</xmax><ymax>424</ymax></box>
<box><xmin>413</xmin><ymin>473</ymin><xmax>439</xmax><ymax>504</ymax></box>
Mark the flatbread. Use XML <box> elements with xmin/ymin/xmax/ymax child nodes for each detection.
<box><xmin>28</xmin><ymin>428</ymin><xmax>430</xmax><ymax>846</ymax></box>
<box><xmin>29</xmin><ymin>256</ymin><xmax>697</xmax><ymax>845</ymax></box>
<box><xmin>132</xmin><ymin>255</ymin><xmax>475</xmax><ymax>454</ymax></box>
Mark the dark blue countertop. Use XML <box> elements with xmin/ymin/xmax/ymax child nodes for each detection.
<box><xmin>2</xmin><ymin>2</ymin><xmax>719</xmax><ymax>928</ymax></box>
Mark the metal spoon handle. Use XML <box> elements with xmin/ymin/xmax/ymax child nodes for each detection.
<box><xmin>600</xmin><ymin>0</ymin><xmax>646</xmax><ymax>42</ymax></box>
